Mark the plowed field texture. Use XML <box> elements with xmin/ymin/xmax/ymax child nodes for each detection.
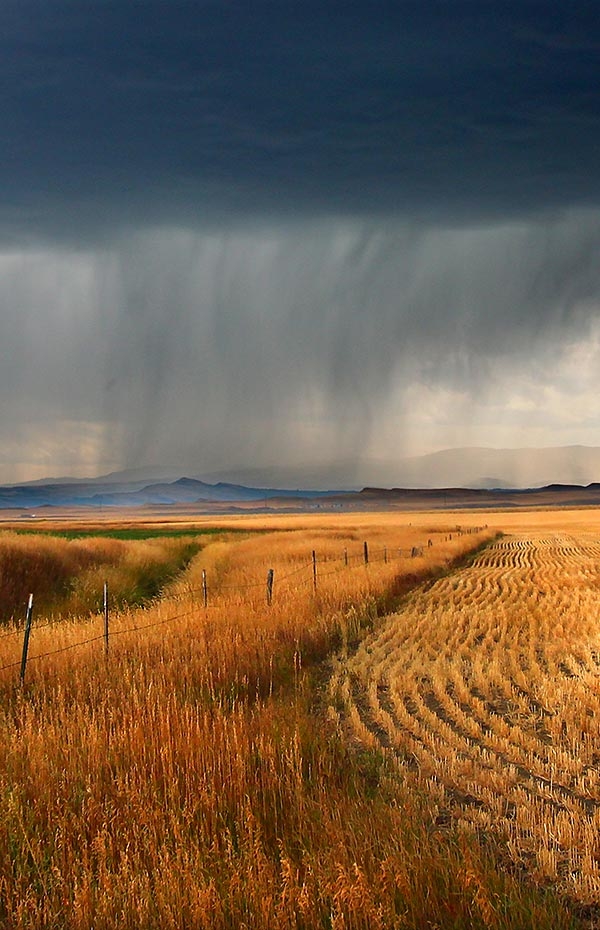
<box><xmin>1</xmin><ymin>511</ymin><xmax>599</xmax><ymax>929</ymax></box>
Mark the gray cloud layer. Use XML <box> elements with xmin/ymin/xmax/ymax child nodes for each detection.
<box><xmin>2</xmin><ymin>210</ymin><xmax>599</xmax><ymax>481</ymax></box>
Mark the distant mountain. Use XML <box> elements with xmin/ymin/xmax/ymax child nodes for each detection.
<box><xmin>383</xmin><ymin>446</ymin><xmax>600</xmax><ymax>489</ymax></box>
<box><xmin>0</xmin><ymin>475</ymin><xmax>337</xmax><ymax>510</ymax></box>
<box><xmin>3</xmin><ymin>465</ymin><xmax>186</xmax><ymax>489</ymax></box>
<box><xmin>2</xmin><ymin>446</ymin><xmax>600</xmax><ymax>511</ymax></box>
<box><xmin>199</xmin><ymin>446</ymin><xmax>600</xmax><ymax>491</ymax></box>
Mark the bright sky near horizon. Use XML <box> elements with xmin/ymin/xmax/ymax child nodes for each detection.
<box><xmin>2</xmin><ymin>2</ymin><xmax>600</xmax><ymax>485</ymax></box>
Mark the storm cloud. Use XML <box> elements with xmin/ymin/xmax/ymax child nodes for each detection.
<box><xmin>1</xmin><ymin>2</ymin><xmax>600</xmax><ymax>483</ymax></box>
<box><xmin>3</xmin><ymin>1</ymin><xmax>600</xmax><ymax>241</ymax></box>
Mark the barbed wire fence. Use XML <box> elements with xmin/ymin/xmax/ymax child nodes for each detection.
<box><xmin>0</xmin><ymin>525</ymin><xmax>488</xmax><ymax>685</ymax></box>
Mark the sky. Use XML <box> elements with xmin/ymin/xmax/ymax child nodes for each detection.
<box><xmin>2</xmin><ymin>1</ymin><xmax>600</xmax><ymax>486</ymax></box>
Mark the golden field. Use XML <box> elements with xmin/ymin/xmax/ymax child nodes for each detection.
<box><xmin>1</xmin><ymin>510</ymin><xmax>599</xmax><ymax>928</ymax></box>
<box><xmin>0</xmin><ymin>530</ymin><xmax>201</xmax><ymax>620</ymax></box>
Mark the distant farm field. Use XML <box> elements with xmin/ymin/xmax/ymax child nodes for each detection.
<box><xmin>0</xmin><ymin>510</ymin><xmax>598</xmax><ymax>928</ymax></box>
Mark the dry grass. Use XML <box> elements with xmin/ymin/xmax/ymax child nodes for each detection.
<box><xmin>333</xmin><ymin>525</ymin><xmax>600</xmax><ymax>912</ymax></box>
<box><xmin>0</xmin><ymin>516</ymin><xmax>582</xmax><ymax>929</ymax></box>
<box><xmin>0</xmin><ymin>532</ymin><xmax>200</xmax><ymax>622</ymax></box>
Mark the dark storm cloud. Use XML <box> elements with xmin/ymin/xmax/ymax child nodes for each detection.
<box><xmin>2</xmin><ymin>2</ymin><xmax>600</xmax><ymax>484</ymax></box>
<box><xmin>2</xmin><ymin>1</ymin><xmax>600</xmax><ymax>242</ymax></box>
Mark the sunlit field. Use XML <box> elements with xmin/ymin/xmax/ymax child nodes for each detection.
<box><xmin>333</xmin><ymin>521</ymin><xmax>600</xmax><ymax>910</ymax></box>
<box><xmin>1</xmin><ymin>510</ymin><xmax>599</xmax><ymax>928</ymax></box>
<box><xmin>0</xmin><ymin>531</ymin><xmax>202</xmax><ymax>621</ymax></box>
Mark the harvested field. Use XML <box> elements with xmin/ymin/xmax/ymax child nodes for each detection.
<box><xmin>330</xmin><ymin>530</ymin><xmax>600</xmax><ymax>907</ymax></box>
<box><xmin>0</xmin><ymin>513</ymin><xmax>592</xmax><ymax>928</ymax></box>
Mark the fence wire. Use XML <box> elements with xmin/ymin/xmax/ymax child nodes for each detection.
<box><xmin>0</xmin><ymin>529</ymin><xmax>486</xmax><ymax>679</ymax></box>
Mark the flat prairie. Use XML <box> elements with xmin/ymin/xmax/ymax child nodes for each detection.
<box><xmin>0</xmin><ymin>508</ymin><xmax>597</xmax><ymax>928</ymax></box>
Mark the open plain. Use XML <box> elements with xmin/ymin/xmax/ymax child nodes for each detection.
<box><xmin>1</xmin><ymin>508</ymin><xmax>600</xmax><ymax>928</ymax></box>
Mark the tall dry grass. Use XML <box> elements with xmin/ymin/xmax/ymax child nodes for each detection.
<box><xmin>0</xmin><ymin>532</ymin><xmax>199</xmax><ymax>622</ymax></box>
<box><xmin>0</xmin><ymin>520</ymin><xmax>579</xmax><ymax>929</ymax></box>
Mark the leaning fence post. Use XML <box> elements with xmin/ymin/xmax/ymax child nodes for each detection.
<box><xmin>363</xmin><ymin>541</ymin><xmax>369</xmax><ymax>565</ymax></box>
<box><xmin>19</xmin><ymin>594</ymin><xmax>34</xmax><ymax>686</ymax></box>
<box><xmin>266</xmin><ymin>569</ymin><xmax>274</xmax><ymax>606</ymax></box>
<box><xmin>103</xmin><ymin>581</ymin><xmax>109</xmax><ymax>657</ymax></box>
<box><xmin>202</xmin><ymin>569</ymin><xmax>208</xmax><ymax>608</ymax></box>
<box><xmin>312</xmin><ymin>550</ymin><xmax>318</xmax><ymax>592</ymax></box>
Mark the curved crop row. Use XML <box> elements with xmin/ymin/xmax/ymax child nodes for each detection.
<box><xmin>330</xmin><ymin>532</ymin><xmax>600</xmax><ymax>905</ymax></box>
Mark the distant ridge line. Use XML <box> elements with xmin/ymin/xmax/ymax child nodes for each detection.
<box><xmin>2</xmin><ymin>476</ymin><xmax>600</xmax><ymax>513</ymax></box>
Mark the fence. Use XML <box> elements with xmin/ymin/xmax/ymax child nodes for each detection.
<box><xmin>0</xmin><ymin>526</ymin><xmax>488</xmax><ymax>685</ymax></box>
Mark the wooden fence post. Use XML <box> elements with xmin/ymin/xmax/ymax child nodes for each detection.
<box><xmin>19</xmin><ymin>594</ymin><xmax>34</xmax><ymax>686</ymax></box>
<box><xmin>202</xmin><ymin>569</ymin><xmax>208</xmax><ymax>608</ymax></box>
<box><xmin>383</xmin><ymin>546</ymin><xmax>387</xmax><ymax>564</ymax></box>
<box><xmin>344</xmin><ymin>547</ymin><xmax>348</xmax><ymax>567</ymax></box>
<box><xmin>266</xmin><ymin>569</ymin><xmax>274</xmax><ymax>606</ymax></box>
<box><xmin>103</xmin><ymin>581</ymin><xmax>109</xmax><ymax>657</ymax></box>
<box><xmin>312</xmin><ymin>550</ymin><xmax>318</xmax><ymax>592</ymax></box>
<box><xmin>363</xmin><ymin>541</ymin><xmax>369</xmax><ymax>565</ymax></box>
